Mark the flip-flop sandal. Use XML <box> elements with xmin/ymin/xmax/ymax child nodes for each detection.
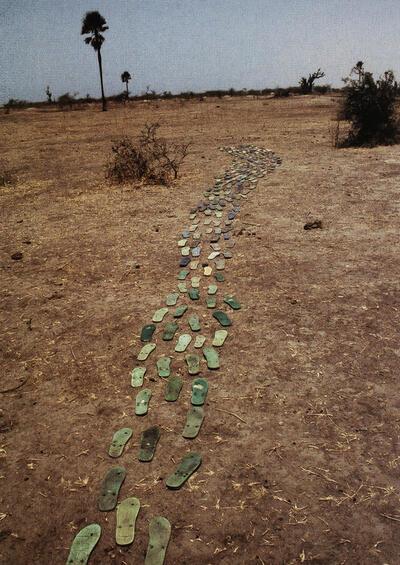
<box><xmin>188</xmin><ymin>288</ymin><xmax>200</xmax><ymax>300</ymax></box>
<box><xmin>214</xmin><ymin>258</ymin><xmax>225</xmax><ymax>270</ymax></box>
<box><xmin>141</xmin><ymin>324</ymin><xmax>156</xmax><ymax>342</ymax></box>
<box><xmin>166</xmin><ymin>452</ymin><xmax>202</xmax><ymax>489</ymax></box>
<box><xmin>66</xmin><ymin>523</ymin><xmax>101</xmax><ymax>565</ymax></box>
<box><xmin>203</xmin><ymin>346</ymin><xmax>220</xmax><ymax>369</ymax></box>
<box><xmin>116</xmin><ymin>497</ymin><xmax>140</xmax><ymax>546</ymax></box>
<box><xmin>185</xmin><ymin>354</ymin><xmax>200</xmax><ymax>375</ymax></box>
<box><xmin>166</xmin><ymin>293</ymin><xmax>179</xmax><ymax>306</ymax></box>
<box><xmin>208</xmin><ymin>251</ymin><xmax>220</xmax><ymax>260</ymax></box>
<box><xmin>203</xmin><ymin>266</ymin><xmax>212</xmax><ymax>276</ymax></box>
<box><xmin>224</xmin><ymin>295</ymin><xmax>241</xmax><ymax>310</ymax></box>
<box><xmin>131</xmin><ymin>366</ymin><xmax>146</xmax><ymax>387</ymax></box>
<box><xmin>194</xmin><ymin>335</ymin><xmax>206</xmax><ymax>348</ymax></box>
<box><xmin>135</xmin><ymin>389</ymin><xmax>152</xmax><ymax>416</ymax></box>
<box><xmin>139</xmin><ymin>426</ymin><xmax>161</xmax><ymax>462</ymax></box>
<box><xmin>182</xmin><ymin>229</ymin><xmax>190</xmax><ymax>238</ymax></box>
<box><xmin>98</xmin><ymin>467</ymin><xmax>126</xmax><ymax>511</ymax></box>
<box><xmin>189</xmin><ymin>224</ymin><xmax>197</xmax><ymax>231</ymax></box>
<box><xmin>191</xmin><ymin>247</ymin><xmax>201</xmax><ymax>257</ymax></box>
<box><xmin>173</xmin><ymin>305</ymin><xmax>188</xmax><ymax>318</ymax></box>
<box><xmin>212</xmin><ymin>329</ymin><xmax>228</xmax><ymax>347</ymax></box>
<box><xmin>177</xmin><ymin>282</ymin><xmax>187</xmax><ymax>293</ymax></box>
<box><xmin>215</xmin><ymin>211</ymin><xmax>223</xmax><ymax>218</ymax></box>
<box><xmin>189</xmin><ymin>213</ymin><xmax>197</xmax><ymax>220</ymax></box>
<box><xmin>108</xmin><ymin>428</ymin><xmax>133</xmax><ymax>458</ymax></box>
<box><xmin>162</xmin><ymin>322</ymin><xmax>179</xmax><ymax>341</ymax></box>
<box><xmin>204</xmin><ymin>218</ymin><xmax>212</xmax><ymax>225</ymax></box>
<box><xmin>207</xmin><ymin>284</ymin><xmax>218</xmax><ymax>295</ymax></box>
<box><xmin>213</xmin><ymin>310</ymin><xmax>232</xmax><ymax>327</ymax></box>
<box><xmin>179</xmin><ymin>257</ymin><xmax>190</xmax><ymax>267</ymax></box>
<box><xmin>206</xmin><ymin>296</ymin><xmax>216</xmax><ymax>308</ymax></box>
<box><xmin>215</xmin><ymin>272</ymin><xmax>225</xmax><ymax>282</ymax></box>
<box><xmin>205</xmin><ymin>227</ymin><xmax>213</xmax><ymax>234</ymax></box>
<box><xmin>191</xmin><ymin>276</ymin><xmax>200</xmax><ymax>288</ymax></box>
<box><xmin>177</xmin><ymin>269</ymin><xmax>189</xmax><ymax>280</ymax></box>
<box><xmin>188</xmin><ymin>315</ymin><xmax>201</xmax><ymax>331</ymax></box>
<box><xmin>177</xmin><ymin>239</ymin><xmax>187</xmax><ymax>247</ymax></box>
<box><xmin>210</xmin><ymin>241</ymin><xmax>221</xmax><ymax>250</ymax></box>
<box><xmin>144</xmin><ymin>516</ymin><xmax>171</xmax><ymax>565</ymax></box>
<box><xmin>157</xmin><ymin>357</ymin><xmax>171</xmax><ymax>378</ymax></box>
<box><xmin>152</xmin><ymin>308</ymin><xmax>169</xmax><ymax>323</ymax></box>
<box><xmin>137</xmin><ymin>343</ymin><xmax>156</xmax><ymax>361</ymax></box>
<box><xmin>214</xmin><ymin>227</ymin><xmax>222</xmax><ymax>235</ymax></box>
<box><xmin>165</xmin><ymin>375</ymin><xmax>183</xmax><ymax>401</ymax></box>
<box><xmin>190</xmin><ymin>260</ymin><xmax>199</xmax><ymax>270</ymax></box>
<box><xmin>192</xmin><ymin>231</ymin><xmax>201</xmax><ymax>240</ymax></box>
<box><xmin>210</xmin><ymin>235</ymin><xmax>220</xmax><ymax>243</ymax></box>
<box><xmin>182</xmin><ymin>406</ymin><xmax>205</xmax><ymax>439</ymax></box>
<box><xmin>204</xmin><ymin>209</ymin><xmax>212</xmax><ymax>216</ymax></box>
<box><xmin>181</xmin><ymin>246</ymin><xmax>190</xmax><ymax>256</ymax></box>
<box><xmin>191</xmin><ymin>378</ymin><xmax>208</xmax><ymax>406</ymax></box>
<box><xmin>175</xmin><ymin>334</ymin><xmax>192</xmax><ymax>352</ymax></box>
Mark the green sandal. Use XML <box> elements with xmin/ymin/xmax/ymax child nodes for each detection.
<box><xmin>162</xmin><ymin>322</ymin><xmax>179</xmax><ymax>341</ymax></box>
<box><xmin>116</xmin><ymin>497</ymin><xmax>140</xmax><ymax>546</ymax></box>
<box><xmin>166</xmin><ymin>293</ymin><xmax>179</xmax><ymax>306</ymax></box>
<box><xmin>156</xmin><ymin>357</ymin><xmax>171</xmax><ymax>378</ymax></box>
<box><xmin>152</xmin><ymin>308</ymin><xmax>169</xmax><ymax>323</ymax></box>
<box><xmin>173</xmin><ymin>305</ymin><xmax>188</xmax><ymax>318</ymax></box>
<box><xmin>66</xmin><ymin>523</ymin><xmax>101</xmax><ymax>565</ymax></box>
<box><xmin>182</xmin><ymin>406</ymin><xmax>204</xmax><ymax>439</ymax></box>
<box><xmin>185</xmin><ymin>354</ymin><xmax>200</xmax><ymax>375</ymax></box>
<box><xmin>98</xmin><ymin>467</ymin><xmax>126</xmax><ymax>511</ymax></box>
<box><xmin>188</xmin><ymin>315</ymin><xmax>201</xmax><ymax>332</ymax></box>
<box><xmin>131</xmin><ymin>366</ymin><xmax>146</xmax><ymax>387</ymax></box>
<box><xmin>141</xmin><ymin>324</ymin><xmax>156</xmax><ymax>342</ymax></box>
<box><xmin>191</xmin><ymin>378</ymin><xmax>208</xmax><ymax>406</ymax></box>
<box><xmin>203</xmin><ymin>346</ymin><xmax>220</xmax><ymax>369</ymax></box>
<box><xmin>135</xmin><ymin>389</ymin><xmax>152</xmax><ymax>416</ymax></box>
<box><xmin>223</xmin><ymin>295</ymin><xmax>241</xmax><ymax>310</ymax></box>
<box><xmin>194</xmin><ymin>335</ymin><xmax>206</xmax><ymax>348</ymax></box>
<box><xmin>166</xmin><ymin>452</ymin><xmax>202</xmax><ymax>489</ymax></box>
<box><xmin>175</xmin><ymin>334</ymin><xmax>192</xmax><ymax>352</ymax></box>
<box><xmin>144</xmin><ymin>516</ymin><xmax>171</xmax><ymax>565</ymax></box>
<box><xmin>212</xmin><ymin>310</ymin><xmax>232</xmax><ymax>327</ymax></box>
<box><xmin>165</xmin><ymin>375</ymin><xmax>183</xmax><ymax>401</ymax></box>
<box><xmin>137</xmin><ymin>343</ymin><xmax>156</xmax><ymax>361</ymax></box>
<box><xmin>108</xmin><ymin>428</ymin><xmax>133</xmax><ymax>458</ymax></box>
<box><xmin>139</xmin><ymin>426</ymin><xmax>160</xmax><ymax>462</ymax></box>
<box><xmin>212</xmin><ymin>329</ymin><xmax>228</xmax><ymax>347</ymax></box>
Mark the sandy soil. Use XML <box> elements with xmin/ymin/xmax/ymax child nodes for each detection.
<box><xmin>1</xmin><ymin>95</ymin><xmax>400</xmax><ymax>564</ymax></box>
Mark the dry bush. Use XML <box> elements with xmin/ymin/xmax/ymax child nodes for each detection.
<box><xmin>106</xmin><ymin>123</ymin><xmax>190</xmax><ymax>185</ymax></box>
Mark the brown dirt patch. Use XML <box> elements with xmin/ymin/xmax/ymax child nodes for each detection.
<box><xmin>1</xmin><ymin>96</ymin><xmax>399</xmax><ymax>564</ymax></box>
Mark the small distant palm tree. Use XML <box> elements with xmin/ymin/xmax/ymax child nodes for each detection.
<box><xmin>81</xmin><ymin>11</ymin><xmax>108</xmax><ymax>111</ymax></box>
<box><xmin>121</xmin><ymin>71</ymin><xmax>132</xmax><ymax>99</ymax></box>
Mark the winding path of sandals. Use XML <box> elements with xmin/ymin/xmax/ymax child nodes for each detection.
<box><xmin>66</xmin><ymin>145</ymin><xmax>281</xmax><ymax>564</ymax></box>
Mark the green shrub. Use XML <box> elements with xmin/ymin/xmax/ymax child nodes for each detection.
<box><xmin>338</xmin><ymin>63</ymin><xmax>399</xmax><ymax>146</ymax></box>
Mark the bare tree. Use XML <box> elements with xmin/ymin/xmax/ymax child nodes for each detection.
<box><xmin>299</xmin><ymin>68</ymin><xmax>325</xmax><ymax>94</ymax></box>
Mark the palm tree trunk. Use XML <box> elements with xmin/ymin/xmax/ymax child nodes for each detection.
<box><xmin>125</xmin><ymin>81</ymin><xmax>129</xmax><ymax>98</ymax></box>
<box><xmin>97</xmin><ymin>48</ymin><xmax>107</xmax><ymax>111</ymax></box>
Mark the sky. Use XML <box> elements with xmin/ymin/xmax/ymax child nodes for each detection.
<box><xmin>1</xmin><ymin>0</ymin><xmax>399</xmax><ymax>103</ymax></box>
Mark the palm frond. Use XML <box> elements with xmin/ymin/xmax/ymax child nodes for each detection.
<box><xmin>81</xmin><ymin>11</ymin><xmax>107</xmax><ymax>35</ymax></box>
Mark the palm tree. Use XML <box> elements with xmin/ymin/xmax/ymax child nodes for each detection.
<box><xmin>81</xmin><ymin>11</ymin><xmax>108</xmax><ymax>111</ymax></box>
<box><xmin>121</xmin><ymin>71</ymin><xmax>132</xmax><ymax>99</ymax></box>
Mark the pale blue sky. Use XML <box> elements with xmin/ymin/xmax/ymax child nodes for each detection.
<box><xmin>1</xmin><ymin>0</ymin><xmax>399</xmax><ymax>103</ymax></box>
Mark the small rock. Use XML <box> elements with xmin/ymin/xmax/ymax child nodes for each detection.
<box><xmin>11</xmin><ymin>252</ymin><xmax>23</xmax><ymax>261</ymax></box>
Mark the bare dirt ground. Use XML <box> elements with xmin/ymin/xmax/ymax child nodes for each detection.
<box><xmin>1</xmin><ymin>95</ymin><xmax>399</xmax><ymax>564</ymax></box>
